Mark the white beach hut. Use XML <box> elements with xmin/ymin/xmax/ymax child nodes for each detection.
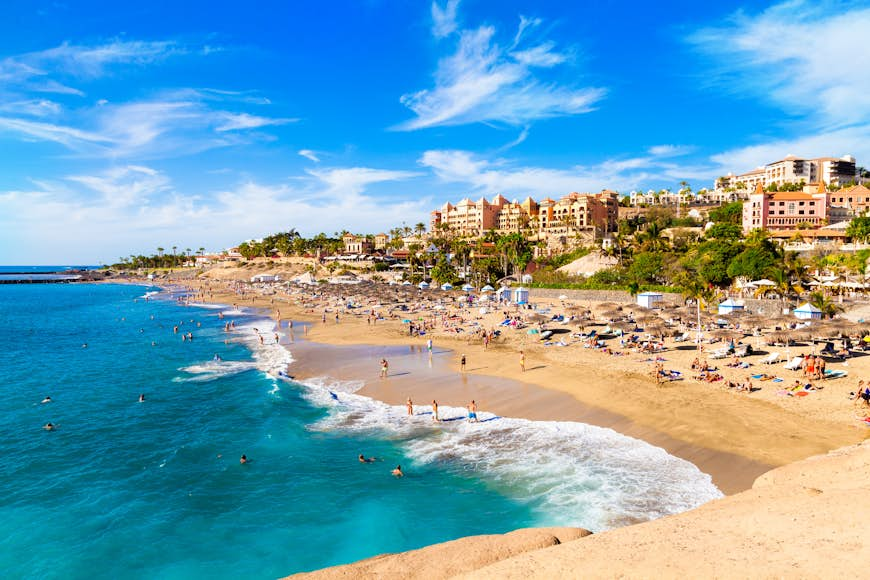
<box><xmin>718</xmin><ymin>298</ymin><xmax>745</xmax><ymax>315</ymax></box>
<box><xmin>636</xmin><ymin>291</ymin><xmax>663</xmax><ymax>309</ymax></box>
<box><xmin>498</xmin><ymin>286</ymin><xmax>512</xmax><ymax>302</ymax></box>
<box><xmin>513</xmin><ymin>287</ymin><xmax>530</xmax><ymax>304</ymax></box>
<box><xmin>794</xmin><ymin>302</ymin><xmax>823</xmax><ymax>320</ymax></box>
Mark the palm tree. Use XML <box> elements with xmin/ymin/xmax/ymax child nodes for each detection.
<box><xmin>156</xmin><ymin>247</ymin><xmax>164</xmax><ymax>258</ymax></box>
<box><xmin>414</xmin><ymin>222</ymin><xmax>426</xmax><ymax>237</ymax></box>
<box><xmin>198</xmin><ymin>247</ymin><xmax>205</xmax><ymax>257</ymax></box>
<box><xmin>678</xmin><ymin>275</ymin><xmax>715</xmax><ymax>351</ymax></box>
<box><xmin>808</xmin><ymin>291</ymin><xmax>842</xmax><ymax>319</ymax></box>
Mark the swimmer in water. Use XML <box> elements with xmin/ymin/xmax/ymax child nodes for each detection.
<box><xmin>139</xmin><ymin>394</ymin><xmax>145</xmax><ymax>403</ymax></box>
<box><xmin>358</xmin><ymin>454</ymin><xmax>376</xmax><ymax>463</ymax></box>
<box><xmin>392</xmin><ymin>465</ymin><xmax>404</xmax><ymax>477</ymax></box>
<box><xmin>41</xmin><ymin>396</ymin><xmax>52</xmax><ymax>404</ymax></box>
<box><xmin>81</xmin><ymin>343</ymin><xmax>88</xmax><ymax>348</ymax></box>
<box><xmin>43</xmin><ymin>422</ymin><xmax>55</xmax><ymax>431</ymax></box>
<box><xmin>240</xmin><ymin>454</ymin><xmax>248</xmax><ymax>464</ymax></box>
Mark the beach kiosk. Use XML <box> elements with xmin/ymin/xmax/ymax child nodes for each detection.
<box><xmin>718</xmin><ymin>298</ymin><xmax>744</xmax><ymax>315</ymax></box>
<box><xmin>513</xmin><ymin>286</ymin><xmax>529</xmax><ymax>305</ymax></box>
<box><xmin>636</xmin><ymin>291</ymin><xmax>663</xmax><ymax>309</ymax></box>
<box><xmin>794</xmin><ymin>302</ymin><xmax>823</xmax><ymax>320</ymax></box>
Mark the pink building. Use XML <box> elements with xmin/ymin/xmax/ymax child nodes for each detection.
<box><xmin>742</xmin><ymin>183</ymin><xmax>830</xmax><ymax>233</ymax></box>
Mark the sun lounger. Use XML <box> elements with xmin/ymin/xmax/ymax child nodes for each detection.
<box><xmin>709</xmin><ymin>347</ymin><xmax>730</xmax><ymax>359</ymax></box>
<box><xmin>783</xmin><ymin>356</ymin><xmax>803</xmax><ymax>371</ymax></box>
<box><xmin>673</xmin><ymin>332</ymin><xmax>690</xmax><ymax>342</ymax></box>
<box><xmin>824</xmin><ymin>369</ymin><xmax>848</xmax><ymax>379</ymax></box>
<box><xmin>734</xmin><ymin>346</ymin><xmax>748</xmax><ymax>357</ymax></box>
<box><xmin>760</xmin><ymin>352</ymin><xmax>780</xmax><ymax>365</ymax></box>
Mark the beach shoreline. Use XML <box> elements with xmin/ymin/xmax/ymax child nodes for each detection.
<box><xmin>154</xmin><ymin>273</ymin><xmax>867</xmax><ymax>493</ymax></box>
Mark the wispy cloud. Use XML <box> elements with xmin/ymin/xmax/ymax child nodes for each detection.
<box><xmin>689</xmin><ymin>1</ymin><xmax>870</xmax><ymax>128</ymax></box>
<box><xmin>215</xmin><ymin>112</ymin><xmax>296</xmax><ymax>132</ymax></box>
<box><xmin>432</xmin><ymin>0</ymin><xmax>460</xmax><ymax>39</ymax></box>
<box><xmin>396</xmin><ymin>14</ymin><xmax>604</xmax><ymax>130</ymax></box>
<box><xmin>298</xmin><ymin>149</ymin><xmax>320</xmax><ymax>162</ymax></box>
<box><xmin>420</xmin><ymin>148</ymin><xmax>710</xmax><ymax>196</ymax></box>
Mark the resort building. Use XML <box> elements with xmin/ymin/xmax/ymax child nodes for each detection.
<box><xmin>716</xmin><ymin>154</ymin><xmax>859</xmax><ymax>193</ymax></box>
<box><xmin>828</xmin><ymin>184</ymin><xmax>870</xmax><ymax>214</ymax></box>
<box><xmin>342</xmin><ymin>233</ymin><xmax>373</xmax><ymax>254</ymax></box>
<box><xmin>373</xmin><ymin>233</ymin><xmax>389</xmax><ymax>251</ymax></box>
<box><xmin>430</xmin><ymin>192</ymin><xmax>618</xmax><ymax>244</ymax></box>
<box><xmin>742</xmin><ymin>183</ymin><xmax>830</xmax><ymax>232</ymax></box>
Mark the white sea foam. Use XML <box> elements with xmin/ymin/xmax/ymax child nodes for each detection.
<box><xmin>292</xmin><ymin>376</ymin><xmax>723</xmax><ymax>532</ymax></box>
<box><xmin>140</xmin><ymin>290</ymin><xmax>161</xmax><ymax>299</ymax></box>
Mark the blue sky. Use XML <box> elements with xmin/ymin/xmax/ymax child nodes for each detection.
<box><xmin>2</xmin><ymin>0</ymin><xmax>869</xmax><ymax>264</ymax></box>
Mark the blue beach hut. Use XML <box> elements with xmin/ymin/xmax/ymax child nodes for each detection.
<box><xmin>794</xmin><ymin>302</ymin><xmax>823</xmax><ymax>320</ymax></box>
<box><xmin>636</xmin><ymin>291</ymin><xmax>663</xmax><ymax>309</ymax></box>
<box><xmin>718</xmin><ymin>298</ymin><xmax>744</xmax><ymax>315</ymax></box>
<box><xmin>513</xmin><ymin>287</ymin><xmax>529</xmax><ymax>304</ymax></box>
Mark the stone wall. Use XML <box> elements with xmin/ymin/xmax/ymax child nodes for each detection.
<box><xmin>528</xmin><ymin>287</ymin><xmax>683</xmax><ymax>306</ymax></box>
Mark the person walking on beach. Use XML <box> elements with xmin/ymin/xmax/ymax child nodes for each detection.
<box><xmin>467</xmin><ymin>400</ymin><xmax>478</xmax><ymax>422</ymax></box>
<box><xmin>380</xmin><ymin>358</ymin><xmax>389</xmax><ymax>378</ymax></box>
<box><xmin>460</xmin><ymin>354</ymin><xmax>466</xmax><ymax>372</ymax></box>
<box><xmin>406</xmin><ymin>397</ymin><xmax>414</xmax><ymax>416</ymax></box>
<box><xmin>520</xmin><ymin>350</ymin><xmax>526</xmax><ymax>372</ymax></box>
<box><xmin>427</xmin><ymin>338</ymin><xmax>433</xmax><ymax>354</ymax></box>
<box><xmin>432</xmin><ymin>400</ymin><xmax>439</xmax><ymax>422</ymax></box>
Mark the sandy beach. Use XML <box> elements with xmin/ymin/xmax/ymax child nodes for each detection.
<box><xmin>170</xmin><ymin>271</ymin><xmax>869</xmax><ymax>479</ymax></box>
<box><xmin>150</xmin><ymin>269</ymin><xmax>870</xmax><ymax>577</ymax></box>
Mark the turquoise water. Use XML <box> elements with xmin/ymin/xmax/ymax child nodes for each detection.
<box><xmin>0</xmin><ymin>284</ymin><xmax>536</xmax><ymax>578</ymax></box>
<box><xmin>0</xmin><ymin>283</ymin><xmax>722</xmax><ymax>579</ymax></box>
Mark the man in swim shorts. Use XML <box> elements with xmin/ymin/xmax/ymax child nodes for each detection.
<box><xmin>467</xmin><ymin>400</ymin><xmax>478</xmax><ymax>422</ymax></box>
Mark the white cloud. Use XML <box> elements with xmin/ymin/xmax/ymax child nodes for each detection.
<box><xmin>0</xmin><ymin>40</ymin><xmax>184</xmax><ymax>84</ymax></box>
<box><xmin>397</xmin><ymin>18</ymin><xmax>604</xmax><ymax>130</ymax></box>
<box><xmin>419</xmin><ymin>148</ymin><xmax>710</xmax><ymax>196</ymax></box>
<box><xmin>66</xmin><ymin>165</ymin><xmax>170</xmax><ymax>208</ymax></box>
<box><xmin>647</xmin><ymin>144</ymin><xmax>691</xmax><ymax>157</ymax></box>
<box><xmin>0</xmin><ymin>94</ymin><xmax>293</xmax><ymax>158</ymax></box>
<box><xmin>432</xmin><ymin>0</ymin><xmax>460</xmax><ymax>39</ymax></box>
<box><xmin>0</xmin><ymin>116</ymin><xmax>111</xmax><ymax>147</ymax></box>
<box><xmin>0</xmin><ymin>99</ymin><xmax>61</xmax><ymax>117</ymax></box>
<box><xmin>689</xmin><ymin>1</ymin><xmax>870</xmax><ymax>128</ymax></box>
<box><xmin>0</xmin><ymin>165</ymin><xmax>427</xmax><ymax>264</ymax></box>
<box><xmin>215</xmin><ymin>112</ymin><xmax>296</xmax><ymax>132</ymax></box>
<box><xmin>298</xmin><ymin>149</ymin><xmax>320</xmax><ymax>162</ymax></box>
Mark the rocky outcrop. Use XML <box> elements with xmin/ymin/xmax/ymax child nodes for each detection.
<box><xmin>286</xmin><ymin>527</ymin><xmax>591</xmax><ymax>580</ymax></box>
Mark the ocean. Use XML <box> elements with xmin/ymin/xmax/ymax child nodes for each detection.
<box><xmin>0</xmin><ymin>282</ymin><xmax>721</xmax><ymax>579</ymax></box>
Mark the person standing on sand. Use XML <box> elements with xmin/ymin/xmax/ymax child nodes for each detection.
<box><xmin>406</xmin><ymin>397</ymin><xmax>414</xmax><ymax>416</ymax></box>
<box><xmin>427</xmin><ymin>338</ymin><xmax>433</xmax><ymax>354</ymax></box>
<box><xmin>467</xmin><ymin>400</ymin><xmax>478</xmax><ymax>422</ymax></box>
<box><xmin>432</xmin><ymin>400</ymin><xmax>439</xmax><ymax>421</ymax></box>
<box><xmin>380</xmin><ymin>358</ymin><xmax>389</xmax><ymax>378</ymax></box>
<box><xmin>460</xmin><ymin>354</ymin><xmax>466</xmax><ymax>372</ymax></box>
<box><xmin>520</xmin><ymin>350</ymin><xmax>525</xmax><ymax>372</ymax></box>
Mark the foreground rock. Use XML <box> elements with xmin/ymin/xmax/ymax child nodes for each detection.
<box><xmin>288</xmin><ymin>441</ymin><xmax>870</xmax><ymax>579</ymax></box>
<box><xmin>287</xmin><ymin>527</ymin><xmax>591</xmax><ymax>579</ymax></box>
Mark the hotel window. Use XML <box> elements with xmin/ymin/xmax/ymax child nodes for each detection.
<box><xmin>788</xmin><ymin>202</ymin><xmax>795</xmax><ymax>213</ymax></box>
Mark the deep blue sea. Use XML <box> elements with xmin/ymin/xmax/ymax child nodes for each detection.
<box><xmin>0</xmin><ymin>282</ymin><xmax>721</xmax><ymax>579</ymax></box>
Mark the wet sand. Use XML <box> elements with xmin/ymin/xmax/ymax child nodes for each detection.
<box><xmin>286</xmin><ymin>336</ymin><xmax>770</xmax><ymax>495</ymax></box>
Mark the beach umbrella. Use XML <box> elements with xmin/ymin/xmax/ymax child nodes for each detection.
<box><xmin>481</xmin><ymin>284</ymin><xmax>495</xmax><ymax>292</ymax></box>
<box><xmin>461</xmin><ymin>283</ymin><xmax>474</xmax><ymax>292</ymax></box>
<box><xmin>440</xmin><ymin>283</ymin><xmax>453</xmax><ymax>291</ymax></box>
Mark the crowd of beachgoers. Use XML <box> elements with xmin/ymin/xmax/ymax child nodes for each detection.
<box><xmin>171</xmin><ymin>276</ymin><xmax>870</xmax><ymax>432</ymax></box>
